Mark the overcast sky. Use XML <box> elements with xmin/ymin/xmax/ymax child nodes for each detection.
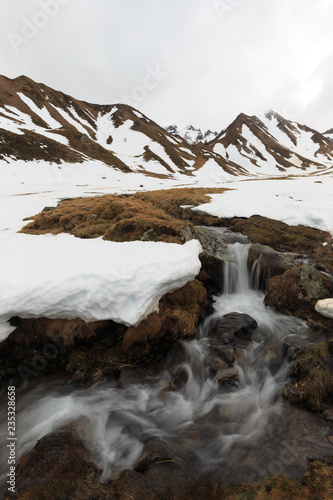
<box><xmin>0</xmin><ymin>0</ymin><xmax>332</xmax><ymax>132</ymax></box>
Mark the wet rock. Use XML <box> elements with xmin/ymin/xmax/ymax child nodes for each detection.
<box><xmin>169</xmin><ymin>366</ymin><xmax>189</xmax><ymax>391</ymax></box>
<box><xmin>323</xmin><ymin>409</ymin><xmax>333</xmax><ymax>421</ymax></box>
<box><xmin>209</xmin><ymin>312</ymin><xmax>258</xmax><ymax>343</ymax></box>
<box><xmin>9</xmin><ymin>423</ymin><xmax>114</xmax><ymax>499</ymax></box>
<box><xmin>248</xmin><ymin>244</ymin><xmax>295</xmax><ymax>291</ymax></box>
<box><xmin>252</xmin><ymin>327</ymin><xmax>268</xmax><ymax>343</ymax></box>
<box><xmin>215</xmin><ymin>367</ymin><xmax>239</xmax><ymax>386</ymax></box>
<box><xmin>210</xmin><ymin>345</ymin><xmax>234</xmax><ymax>365</ymax></box>
<box><xmin>193</xmin><ymin>226</ymin><xmax>230</xmax><ymax>293</ymax></box>
<box><xmin>265</xmin><ymin>264</ymin><xmax>332</xmax><ymax>322</ymax></box>
<box><xmin>134</xmin><ymin>439</ymin><xmax>172</xmax><ymax>473</ymax></box>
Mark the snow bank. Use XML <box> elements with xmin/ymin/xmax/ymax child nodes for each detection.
<box><xmin>193</xmin><ymin>177</ymin><xmax>333</xmax><ymax>235</ymax></box>
<box><xmin>315</xmin><ymin>299</ymin><xmax>333</xmax><ymax>319</ymax></box>
<box><xmin>0</xmin><ymin>234</ymin><xmax>202</xmax><ymax>341</ymax></box>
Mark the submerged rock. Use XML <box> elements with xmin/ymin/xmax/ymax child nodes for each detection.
<box><xmin>134</xmin><ymin>439</ymin><xmax>172</xmax><ymax>473</ymax></box>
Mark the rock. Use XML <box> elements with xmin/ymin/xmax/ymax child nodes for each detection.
<box><xmin>134</xmin><ymin>439</ymin><xmax>172</xmax><ymax>473</ymax></box>
<box><xmin>41</xmin><ymin>206</ymin><xmax>56</xmax><ymax>212</ymax></box>
<box><xmin>209</xmin><ymin>312</ymin><xmax>258</xmax><ymax>343</ymax></box>
<box><xmin>252</xmin><ymin>327</ymin><xmax>268</xmax><ymax>343</ymax></box>
<box><xmin>264</xmin><ymin>264</ymin><xmax>332</xmax><ymax>320</ymax></box>
<box><xmin>323</xmin><ymin>409</ymin><xmax>333</xmax><ymax>421</ymax></box>
<box><xmin>248</xmin><ymin>244</ymin><xmax>295</xmax><ymax>291</ymax></box>
<box><xmin>210</xmin><ymin>345</ymin><xmax>234</xmax><ymax>365</ymax></box>
<box><xmin>215</xmin><ymin>367</ymin><xmax>239</xmax><ymax>386</ymax></box>
<box><xmin>193</xmin><ymin>226</ymin><xmax>230</xmax><ymax>293</ymax></box>
<box><xmin>315</xmin><ymin>298</ymin><xmax>333</xmax><ymax>319</ymax></box>
<box><xmin>9</xmin><ymin>424</ymin><xmax>113</xmax><ymax>499</ymax></box>
<box><xmin>169</xmin><ymin>366</ymin><xmax>189</xmax><ymax>391</ymax></box>
<box><xmin>328</xmin><ymin>436</ymin><xmax>333</xmax><ymax>445</ymax></box>
<box><xmin>80</xmin><ymin>133</ymin><xmax>90</xmax><ymax>143</ymax></box>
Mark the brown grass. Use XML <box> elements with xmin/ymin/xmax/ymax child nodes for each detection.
<box><xmin>20</xmin><ymin>187</ymin><xmax>229</xmax><ymax>243</ymax></box>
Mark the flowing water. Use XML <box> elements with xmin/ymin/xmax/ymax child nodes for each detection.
<box><xmin>1</xmin><ymin>238</ymin><xmax>333</xmax><ymax>488</ymax></box>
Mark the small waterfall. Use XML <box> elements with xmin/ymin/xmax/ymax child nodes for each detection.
<box><xmin>223</xmin><ymin>242</ymin><xmax>252</xmax><ymax>294</ymax></box>
<box><xmin>1</xmin><ymin>236</ymin><xmax>332</xmax><ymax>490</ymax></box>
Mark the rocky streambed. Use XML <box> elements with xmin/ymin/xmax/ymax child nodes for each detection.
<box><xmin>1</xmin><ymin>214</ymin><xmax>333</xmax><ymax>499</ymax></box>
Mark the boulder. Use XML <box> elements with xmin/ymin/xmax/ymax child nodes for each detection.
<box><xmin>264</xmin><ymin>264</ymin><xmax>332</xmax><ymax>321</ymax></box>
<box><xmin>208</xmin><ymin>312</ymin><xmax>258</xmax><ymax>343</ymax></box>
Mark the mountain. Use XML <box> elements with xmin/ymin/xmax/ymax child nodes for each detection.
<box><xmin>1</xmin><ymin>74</ymin><xmax>333</xmax><ymax>178</ymax></box>
<box><xmin>208</xmin><ymin>110</ymin><xmax>333</xmax><ymax>176</ymax></box>
<box><xmin>165</xmin><ymin>124</ymin><xmax>218</xmax><ymax>145</ymax></box>
<box><xmin>0</xmin><ymin>75</ymin><xmax>237</xmax><ymax>177</ymax></box>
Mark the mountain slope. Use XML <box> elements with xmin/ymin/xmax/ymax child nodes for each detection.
<box><xmin>1</xmin><ymin>74</ymin><xmax>333</xmax><ymax>179</ymax></box>
<box><xmin>0</xmin><ymin>75</ymin><xmax>238</xmax><ymax>177</ymax></box>
<box><xmin>208</xmin><ymin>110</ymin><xmax>333</xmax><ymax>175</ymax></box>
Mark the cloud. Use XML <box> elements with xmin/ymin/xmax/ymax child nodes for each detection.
<box><xmin>0</xmin><ymin>0</ymin><xmax>332</xmax><ymax>132</ymax></box>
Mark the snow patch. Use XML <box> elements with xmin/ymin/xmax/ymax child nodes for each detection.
<box><xmin>0</xmin><ymin>235</ymin><xmax>202</xmax><ymax>341</ymax></box>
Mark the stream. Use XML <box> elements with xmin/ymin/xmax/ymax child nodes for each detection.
<box><xmin>1</xmin><ymin>235</ymin><xmax>333</xmax><ymax>489</ymax></box>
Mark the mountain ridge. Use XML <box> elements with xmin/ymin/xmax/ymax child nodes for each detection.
<box><xmin>1</xmin><ymin>74</ymin><xmax>333</xmax><ymax>178</ymax></box>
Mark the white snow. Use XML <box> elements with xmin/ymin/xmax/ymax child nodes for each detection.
<box><xmin>315</xmin><ymin>298</ymin><xmax>333</xmax><ymax>319</ymax></box>
<box><xmin>17</xmin><ymin>93</ymin><xmax>61</xmax><ymax>129</ymax></box>
<box><xmin>0</xmin><ymin>235</ymin><xmax>202</xmax><ymax>341</ymax></box>
<box><xmin>193</xmin><ymin>177</ymin><xmax>333</xmax><ymax>235</ymax></box>
<box><xmin>49</xmin><ymin>104</ymin><xmax>91</xmax><ymax>136</ymax></box>
<box><xmin>0</xmin><ymin>105</ymin><xmax>69</xmax><ymax>146</ymax></box>
<box><xmin>192</xmin><ymin>158</ymin><xmax>232</xmax><ymax>184</ymax></box>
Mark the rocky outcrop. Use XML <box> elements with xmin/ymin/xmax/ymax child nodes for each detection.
<box><xmin>264</xmin><ymin>264</ymin><xmax>332</xmax><ymax>323</ymax></box>
<box><xmin>193</xmin><ymin>226</ymin><xmax>230</xmax><ymax>294</ymax></box>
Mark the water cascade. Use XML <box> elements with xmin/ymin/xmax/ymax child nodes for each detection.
<box><xmin>1</xmin><ymin>236</ymin><xmax>333</xmax><ymax>488</ymax></box>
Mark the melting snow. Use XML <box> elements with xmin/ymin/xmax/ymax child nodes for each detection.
<box><xmin>0</xmin><ymin>235</ymin><xmax>202</xmax><ymax>341</ymax></box>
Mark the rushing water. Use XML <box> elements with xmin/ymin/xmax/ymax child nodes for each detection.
<box><xmin>1</xmin><ymin>238</ymin><xmax>333</xmax><ymax>488</ymax></box>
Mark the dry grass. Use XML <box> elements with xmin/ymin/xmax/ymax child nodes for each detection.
<box><xmin>21</xmin><ymin>187</ymin><xmax>229</xmax><ymax>243</ymax></box>
<box><xmin>292</xmin><ymin>342</ymin><xmax>333</xmax><ymax>411</ymax></box>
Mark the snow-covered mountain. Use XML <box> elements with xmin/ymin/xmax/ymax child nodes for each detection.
<box><xmin>208</xmin><ymin>110</ymin><xmax>333</xmax><ymax>176</ymax></box>
<box><xmin>0</xmin><ymin>75</ymin><xmax>232</xmax><ymax>177</ymax></box>
<box><xmin>165</xmin><ymin>124</ymin><xmax>218</xmax><ymax>145</ymax></box>
<box><xmin>1</xmin><ymin>74</ymin><xmax>333</xmax><ymax>178</ymax></box>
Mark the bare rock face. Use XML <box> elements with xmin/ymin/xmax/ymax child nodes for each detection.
<box><xmin>208</xmin><ymin>312</ymin><xmax>258</xmax><ymax>344</ymax></box>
